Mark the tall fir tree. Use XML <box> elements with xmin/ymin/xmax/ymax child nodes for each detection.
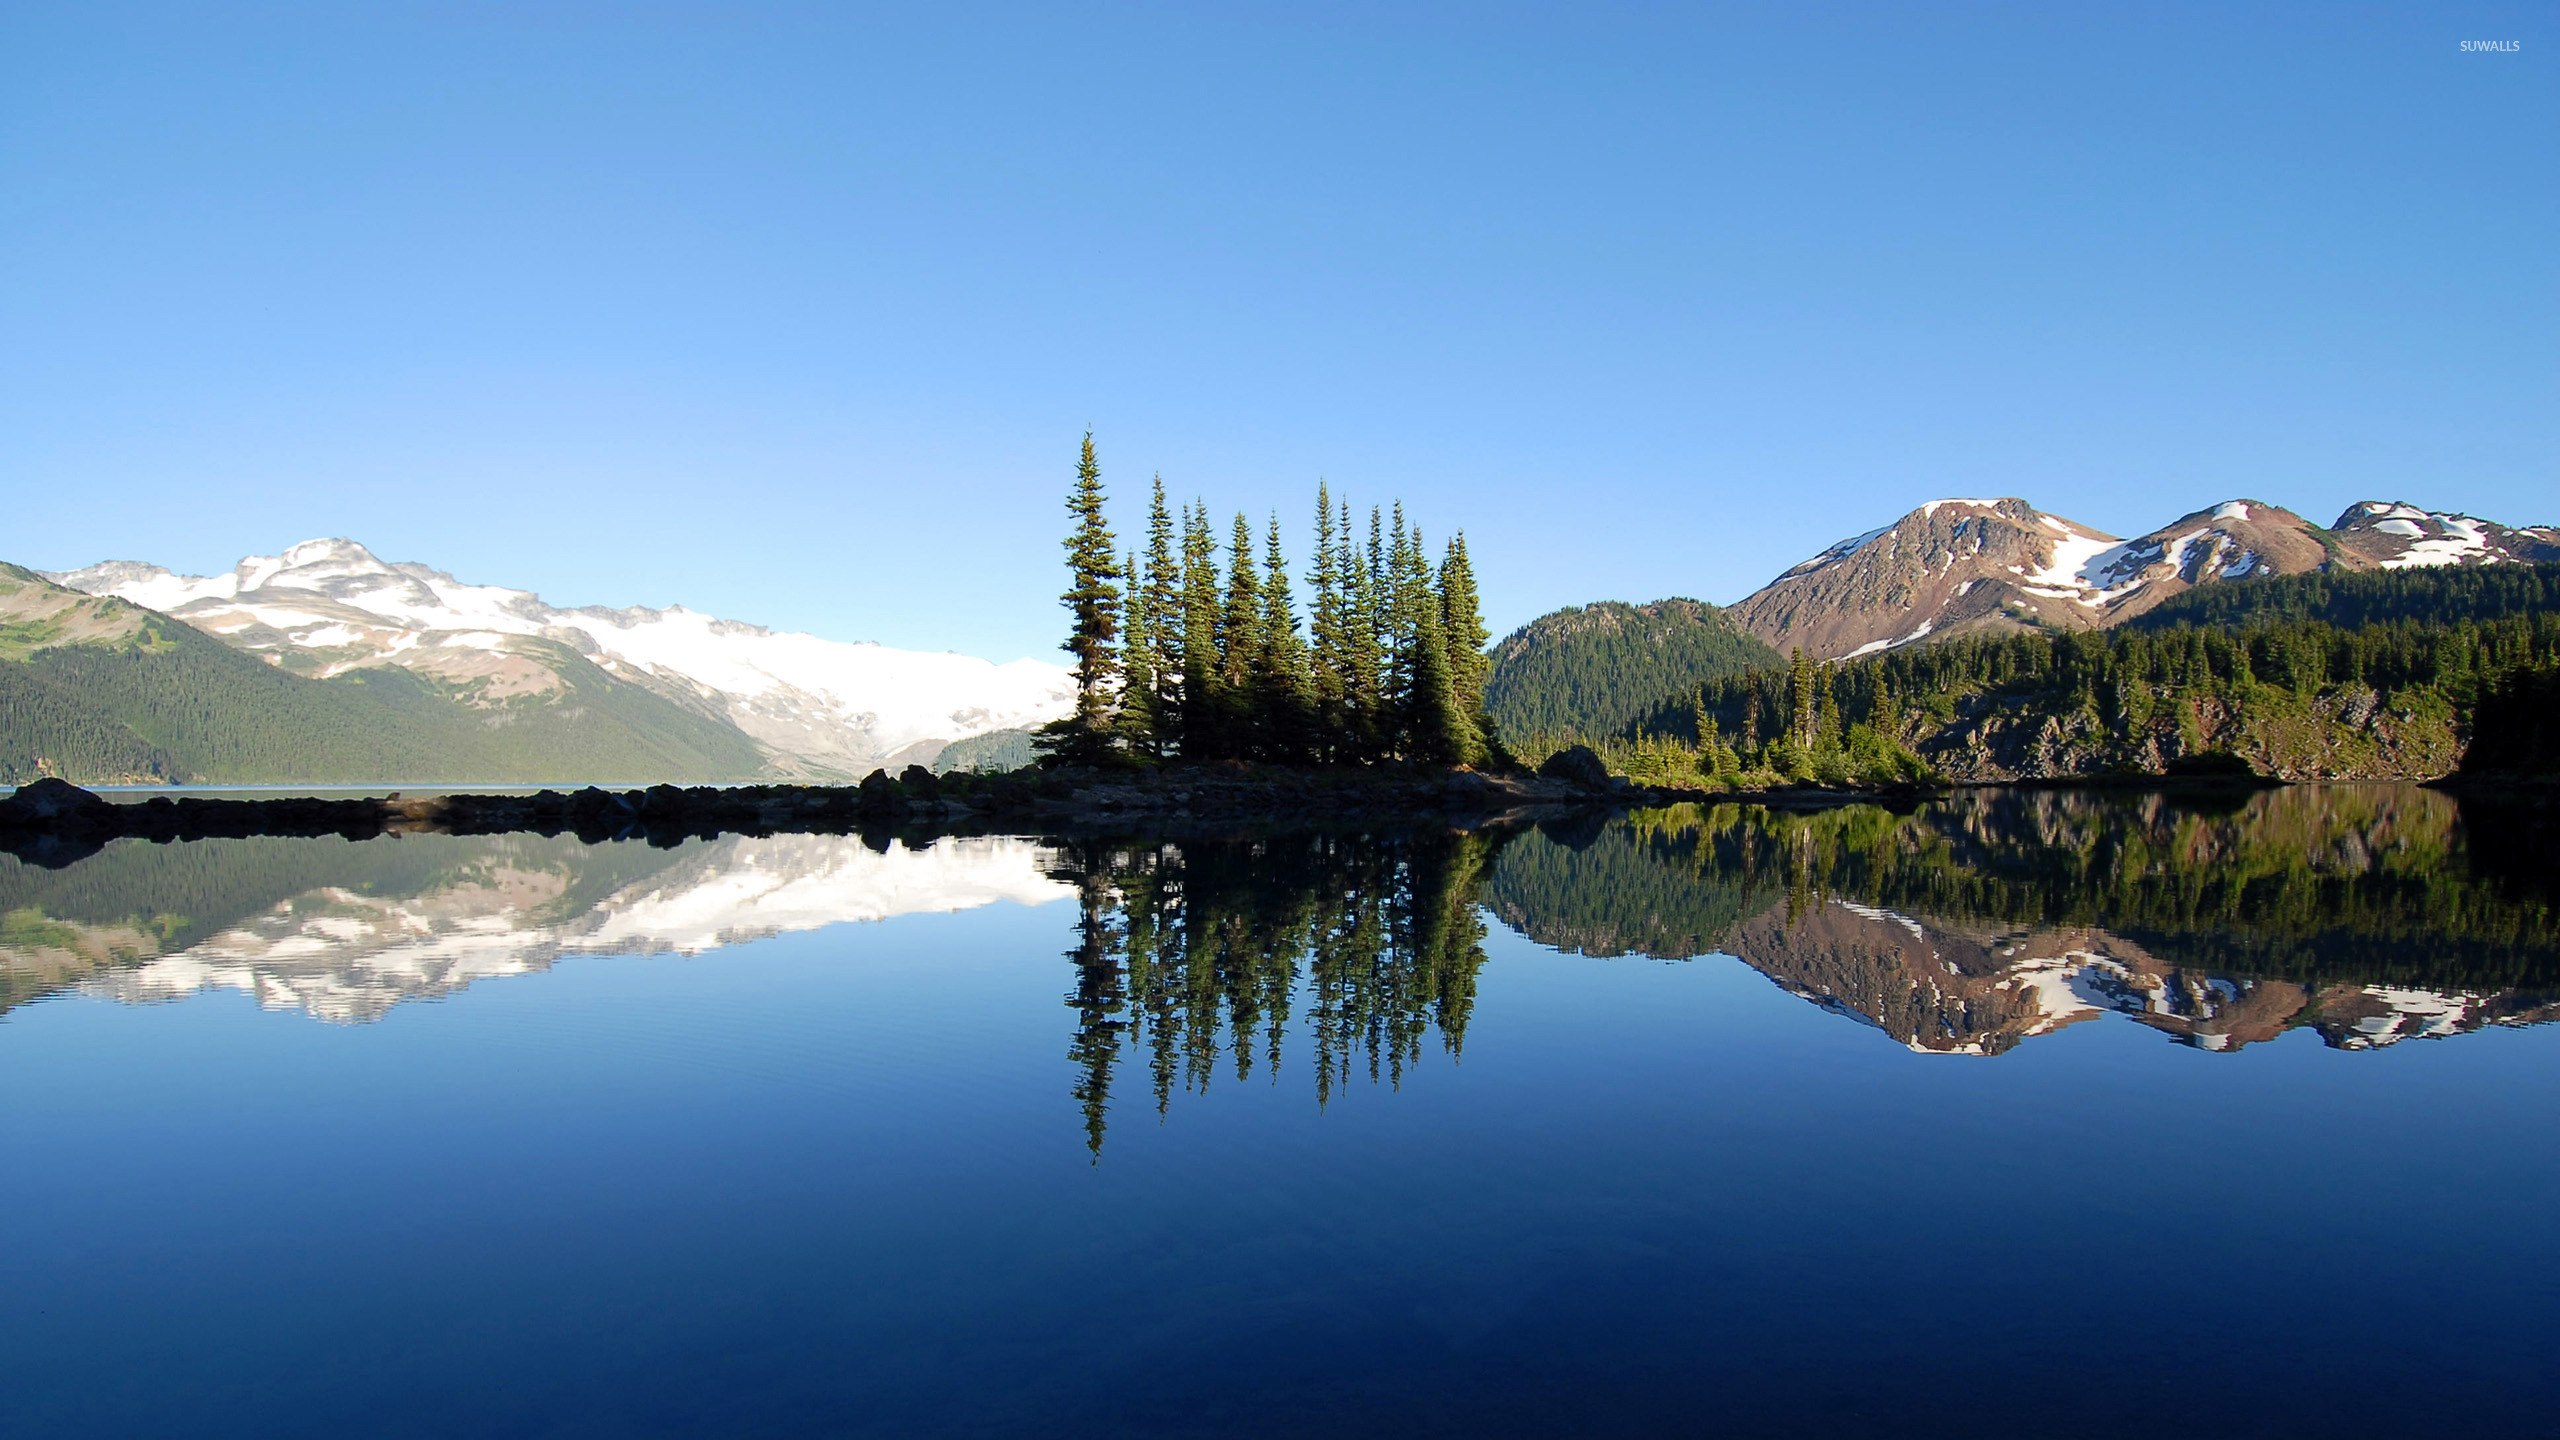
<box><xmin>1142</xmin><ymin>476</ymin><xmax>1182</xmax><ymax>747</ymax></box>
<box><xmin>1816</xmin><ymin>663</ymin><xmax>1842</xmax><ymax>751</ymax></box>
<box><xmin>1383</xmin><ymin>510</ymin><xmax>1437</xmax><ymax>756</ymax></box>
<box><xmin>1179</xmin><ymin>503</ymin><xmax>1223</xmax><ymax>758</ymax></box>
<box><xmin>1307</xmin><ymin>483</ymin><xmax>1350</xmax><ymax>760</ymax></box>
<box><xmin>1033</xmin><ymin>457</ymin><xmax>1503</xmax><ymax>772</ymax></box>
<box><xmin>1407</xmin><ymin>586</ymin><xmax>1468</xmax><ymax>764</ymax></box>
<box><xmin>1220</xmin><ymin>512</ymin><xmax>1267</xmax><ymax>754</ymax></box>
<box><xmin>1788</xmin><ymin>648</ymin><xmax>1818</xmax><ymax>750</ymax></box>
<box><xmin>1437</xmin><ymin>532</ymin><xmax>1493</xmax><ymax>762</ymax></box>
<box><xmin>1038</xmin><ymin>432</ymin><xmax>1123</xmax><ymax>766</ymax></box>
<box><xmin>1347</xmin><ymin>504</ymin><xmax>1389</xmax><ymax>759</ymax></box>
<box><xmin>1117</xmin><ymin>546</ymin><xmax>1158</xmax><ymax>753</ymax></box>
<box><xmin>1254</xmin><ymin>513</ymin><xmax>1315</xmax><ymax>760</ymax></box>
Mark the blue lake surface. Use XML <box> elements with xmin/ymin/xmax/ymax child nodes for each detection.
<box><xmin>1</xmin><ymin>786</ymin><xmax>2553</xmax><ymax>1436</ymax></box>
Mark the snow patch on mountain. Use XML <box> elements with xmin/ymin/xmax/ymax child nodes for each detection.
<box><xmin>2386</xmin><ymin>516</ymin><xmax>2493</xmax><ymax>568</ymax></box>
<box><xmin>49</xmin><ymin>539</ymin><xmax>1074</xmax><ymax>777</ymax></box>
<box><xmin>2014</xmin><ymin>527</ymin><xmax>2139</xmax><ymax>600</ymax></box>
<box><xmin>2332</xmin><ymin>502</ymin><xmax>2560</xmax><ymax>571</ymax></box>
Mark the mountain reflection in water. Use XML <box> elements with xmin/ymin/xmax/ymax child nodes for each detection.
<box><xmin>1</xmin><ymin>784</ymin><xmax>2552</xmax><ymax>1140</ymax></box>
<box><xmin>1487</xmin><ymin>784</ymin><xmax>2560</xmax><ymax>1056</ymax></box>
<box><xmin>0</xmin><ymin>832</ymin><xmax>1071</xmax><ymax>1023</ymax></box>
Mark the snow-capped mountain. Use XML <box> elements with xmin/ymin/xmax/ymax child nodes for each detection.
<box><xmin>49</xmin><ymin>539</ymin><xmax>1074</xmax><ymax>778</ymax></box>
<box><xmin>2327</xmin><ymin>501</ymin><xmax>2560</xmax><ymax>569</ymax></box>
<box><xmin>1730</xmin><ymin>498</ymin><xmax>2558</xmax><ymax>661</ymax></box>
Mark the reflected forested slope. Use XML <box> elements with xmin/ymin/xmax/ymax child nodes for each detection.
<box><xmin>1486</xmin><ymin>787</ymin><xmax>2560</xmax><ymax>1054</ymax></box>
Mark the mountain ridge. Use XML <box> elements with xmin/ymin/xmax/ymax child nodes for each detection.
<box><xmin>1727</xmin><ymin>496</ymin><xmax>2558</xmax><ymax>661</ymax></box>
<box><xmin>43</xmin><ymin>538</ymin><xmax>1075</xmax><ymax>780</ymax></box>
<box><xmin>0</xmin><ymin>562</ymin><xmax>770</xmax><ymax>785</ymax></box>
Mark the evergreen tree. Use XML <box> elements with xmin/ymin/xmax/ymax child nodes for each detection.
<box><xmin>1037</xmin><ymin>432</ymin><xmax>1123</xmax><ymax>766</ymax></box>
<box><xmin>1218</xmin><ymin>512</ymin><xmax>1265</xmax><ymax>755</ymax></box>
<box><xmin>1438</xmin><ymin>533</ymin><xmax>1493</xmax><ymax>762</ymax></box>
<box><xmin>1179</xmin><ymin>503</ymin><xmax>1223</xmax><ymax>758</ymax></box>
<box><xmin>1118</xmin><ymin>546</ymin><xmax>1159</xmax><ymax>753</ymax></box>
<box><xmin>1027</xmin><ymin>459</ymin><xmax>1518</xmax><ymax>773</ymax></box>
<box><xmin>1615</xmin><ymin>567</ymin><xmax>2560</xmax><ymax>788</ymax></box>
<box><xmin>1141</xmin><ymin>475</ymin><xmax>1182</xmax><ymax>744</ymax></box>
<box><xmin>1788</xmin><ymin>648</ymin><xmax>1817</xmax><ymax>749</ymax></box>
<box><xmin>1408</xmin><ymin>593</ymin><xmax>1469</xmax><ymax>764</ymax></box>
<box><xmin>1342</xmin><ymin>501</ymin><xmax>1387</xmax><ymax>760</ymax></box>
<box><xmin>1307</xmin><ymin>483</ymin><xmax>1351</xmax><ymax>760</ymax></box>
<box><xmin>1383</xmin><ymin>511</ymin><xmax>1441</xmax><ymax>756</ymax></box>
<box><xmin>1255</xmin><ymin>513</ymin><xmax>1315</xmax><ymax>759</ymax></box>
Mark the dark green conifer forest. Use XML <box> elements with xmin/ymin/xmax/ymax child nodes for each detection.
<box><xmin>1617</xmin><ymin>564</ymin><xmax>2560</xmax><ymax>786</ymax></box>
<box><xmin>1482</xmin><ymin>599</ymin><xmax>1780</xmax><ymax>745</ymax></box>
<box><xmin>0</xmin><ymin>589</ymin><xmax>764</xmax><ymax>785</ymax></box>
<box><xmin>1035</xmin><ymin>438</ymin><xmax>1502</xmax><ymax>768</ymax></box>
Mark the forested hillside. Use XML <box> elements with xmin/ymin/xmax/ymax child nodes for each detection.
<box><xmin>1485</xmin><ymin>599</ymin><xmax>1778</xmax><ymax>743</ymax></box>
<box><xmin>2464</xmin><ymin>662</ymin><xmax>2560</xmax><ymax>780</ymax></box>
<box><xmin>935</xmin><ymin>726</ymin><xmax>1037</xmax><ymax>774</ymax></box>
<box><xmin>1616</xmin><ymin>565</ymin><xmax>2560</xmax><ymax>785</ymax></box>
<box><xmin>1</xmin><ymin>566</ymin><xmax>767</xmax><ymax>785</ymax></box>
<box><xmin>2124</xmin><ymin>562</ymin><xmax>2560</xmax><ymax>633</ymax></box>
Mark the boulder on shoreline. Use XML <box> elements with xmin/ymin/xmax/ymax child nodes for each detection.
<box><xmin>1536</xmin><ymin>746</ymin><xmax>1613</xmax><ymax>788</ymax></box>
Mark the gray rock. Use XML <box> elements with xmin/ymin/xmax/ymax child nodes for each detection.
<box><xmin>1537</xmin><ymin>745</ymin><xmax>1612</xmax><ymax>788</ymax></box>
<box><xmin>0</xmin><ymin>777</ymin><xmax>115</xmax><ymax>824</ymax></box>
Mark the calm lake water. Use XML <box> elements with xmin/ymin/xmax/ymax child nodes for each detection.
<box><xmin>2</xmin><ymin>785</ymin><xmax>2554</xmax><ymax>1437</ymax></box>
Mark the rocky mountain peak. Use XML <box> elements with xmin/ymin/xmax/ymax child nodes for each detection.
<box><xmin>1729</xmin><ymin>497</ymin><xmax>2127</xmax><ymax>660</ymax></box>
<box><xmin>1725</xmin><ymin>493</ymin><xmax>2558</xmax><ymax>661</ymax></box>
<box><xmin>2329</xmin><ymin>502</ymin><xmax>2560</xmax><ymax>569</ymax></box>
<box><xmin>256</xmin><ymin>537</ymin><xmax>395</xmax><ymax>584</ymax></box>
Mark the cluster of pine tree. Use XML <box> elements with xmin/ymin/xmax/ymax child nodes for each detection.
<box><xmin>1648</xmin><ymin>615</ymin><xmax>2560</xmax><ymax>744</ymax></box>
<box><xmin>1617</xmin><ymin>609</ymin><xmax>2560</xmax><ymax>785</ymax></box>
<box><xmin>1040</xmin><ymin>434</ymin><xmax>1502</xmax><ymax>769</ymax></box>
<box><xmin>1610</xmin><ymin>645</ymin><xmax>1930</xmax><ymax>787</ymax></box>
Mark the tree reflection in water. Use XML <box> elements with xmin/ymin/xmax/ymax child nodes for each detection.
<box><xmin>1044</xmin><ymin>829</ymin><xmax>1497</xmax><ymax>1155</ymax></box>
<box><xmin>1050</xmin><ymin>787</ymin><xmax>2560</xmax><ymax>1145</ymax></box>
<box><xmin>2</xmin><ymin>786</ymin><xmax>2551</xmax><ymax>1149</ymax></box>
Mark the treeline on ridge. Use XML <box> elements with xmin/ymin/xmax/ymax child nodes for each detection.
<box><xmin>1616</xmin><ymin>563</ymin><xmax>2560</xmax><ymax>784</ymax></box>
<box><xmin>2122</xmin><ymin>559</ymin><xmax>2560</xmax><ymax>634</ymax></box>
<box><xmin>0</xmin><ymin>572</ymin><xmax>766</xmax><ymax>786</ymax></box>
<box><xmin>1039</xmin><ymin>434</ymin><xmax>1501</xmax><ymax>768</ymax></box>
<box><xmin>1481</xmin><ymin>599</ymin><xmax>1780</xmax><ymax>748</ymax></box>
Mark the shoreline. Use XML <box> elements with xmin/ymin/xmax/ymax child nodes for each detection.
<box><xmin>0</xmin><ymin>766</ymin><xmax>1917</xmax><ymax>864</ymax></box>
<box><xmin>5</xmin><ymin>765</ymin><xmax>2494</xmax><ymax>867</ymax></box>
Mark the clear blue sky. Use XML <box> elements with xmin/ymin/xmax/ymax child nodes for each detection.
<box><xmin>4</xmin><ymin>2</ymin><xmax>2550</xmax><ymax>662</ymax></box>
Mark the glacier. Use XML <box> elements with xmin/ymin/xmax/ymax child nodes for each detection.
<box><xmin>50</xmin><ymin>539</ymin><xmax>1075</xmax><ymax>778</ymax></box>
